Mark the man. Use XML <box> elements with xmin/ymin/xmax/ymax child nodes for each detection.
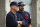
<box><xmin>17</xmin><ymin>2</ymin><xmax>31</xmax><ymax>27</ymax></box>
<box><xmin>6</xmin><ymin>1</ymin><xmax>23</xmax><ymax>27</ymax></box>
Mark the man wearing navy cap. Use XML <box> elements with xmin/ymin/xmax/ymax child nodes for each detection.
<box><xmin>6</xmin><ymin>1</ymin><xmax>23</xmax><ymax>27</ymax></box>
<box><xmin>17</xmin><ymin>2</ymin><xmax>31</xmax><ymax>27</ymax></box>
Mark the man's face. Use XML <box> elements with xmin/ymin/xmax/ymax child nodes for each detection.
<box><xmin>19</xmin><ymin>6</ymin><xmax>24</xmax><ymax>11</ymax></box>
<box><xmin>11</xmin><ymin>5</ymin><xmax>18</xmax><ymax>11</ymax></box>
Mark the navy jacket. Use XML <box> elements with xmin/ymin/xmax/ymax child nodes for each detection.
<box><xmin>17</xmin><ymin>11</ymin><xmax>31</xmax><ymax>27</ymax></box>
<box><xmin>6</xmin><ymin>11</ymin><xmax>18</xmax><ymax>27</ymax></box>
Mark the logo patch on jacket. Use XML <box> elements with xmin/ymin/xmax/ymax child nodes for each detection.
<box><xmin>25</xmin><ymin>14</ymin><xmax>28</xmax><ymax>19</ymax></box>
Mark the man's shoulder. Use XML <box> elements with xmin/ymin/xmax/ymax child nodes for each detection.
<box><xmin>7</xmin><ymin>11</ymin><xmax>14</xmax><ymax>16</ymax></box>
<box><xmin>6</xmin><ymin>12</ymin><xmax>11</xmax><ymax>17</ymax></box>
<box><xmin>6</xmin><ymin>12</ymin><xmax>14</xmax><ymax>18</ymax></box>
<box><xmin>6</xmin><ymin>11</ymin><xmax>13</xmax><ymax>17</ymax></box>
<box><xmin>7</xmin><ymin>12</ymin><xmax>11</xmax><ymax>15</ymax></box>
<box><xmin>24</xmin><ymin>11</ymin><xmax>30</xmax><ymax>14</ymax></box>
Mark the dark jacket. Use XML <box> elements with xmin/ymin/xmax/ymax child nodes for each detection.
<box><xmin>17</xmin><ymin>11</ymin><xmax>31</xmax><ymax>27</ymax></box>
<box><xmin>6</xmin><ymin>11</ymin><xmax>18</xmax><ymax>27</ymax></box>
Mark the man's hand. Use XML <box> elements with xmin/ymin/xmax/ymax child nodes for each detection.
<box><xmin>28</xmin><ymin>24</ymin><xmax>31</xmax><ymax>27</ymax></box>
<box><xmin>17</xmin><ymin>21</ymin><xmax>22</xmax><ymax>25</ymax></box>
<box><xmin>17</xmin><ymin>24</ymin><xmax>21</xmax><ymax>27</ymax></box>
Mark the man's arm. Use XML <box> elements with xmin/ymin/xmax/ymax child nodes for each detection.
<box><xmin>28</xmin><ymin>13</ymin><xmax>31</xmax><ymax>27</ymax></box>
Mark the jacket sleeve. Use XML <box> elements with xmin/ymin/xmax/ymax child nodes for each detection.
<box><xmin>6</xmin><ymin>14</ymin><xmax>18</xmax><ymax>27</ymax></box>
<box><xmin>28</xmin><ymin>13</ymin><xmax>31</xmax><ymax>24</ymax></box>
